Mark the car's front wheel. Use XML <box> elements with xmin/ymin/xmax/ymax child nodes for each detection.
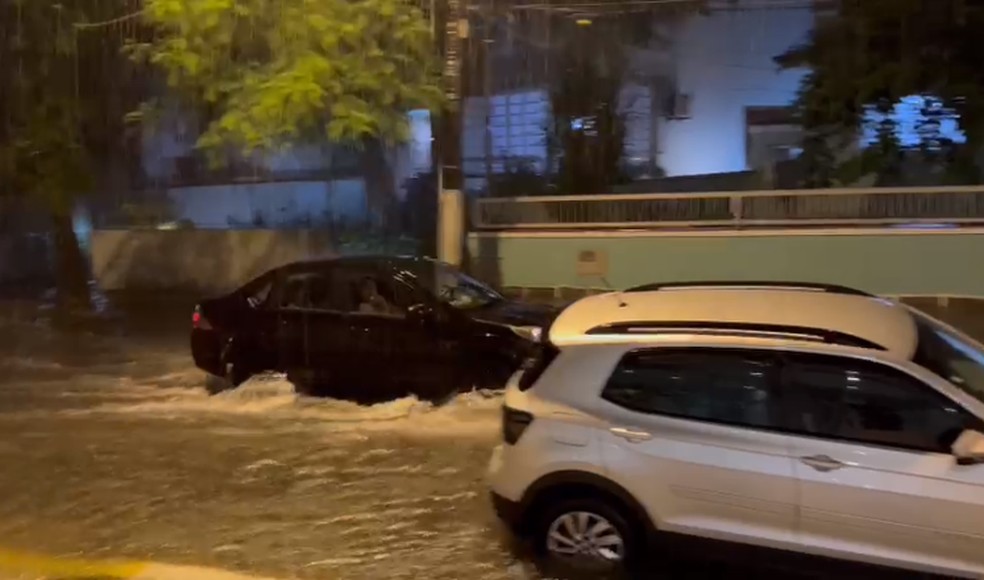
<box><xmin>533</xmin><ymin>497</ymin><xmax>640</xmax><ymax>580</ymax></box>
<box><xmin>460</xmin><ymin>357</ymin><xmax>516</xmax><ymax>392</ymax></box>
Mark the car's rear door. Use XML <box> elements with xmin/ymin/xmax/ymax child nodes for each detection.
<box><xmin>301</xmin><ymin>264</ymin><xmax>355</xmax><ymax>389</ymax></box>
<box><xmin>597</xmin><ymin>346</ymin><xmax>799</xmax><ymax>549</ymax></box>
<box><xmin>272</xmin><ymin>267</ymin><xmax>324</xmax><ymax>374</ymax></box>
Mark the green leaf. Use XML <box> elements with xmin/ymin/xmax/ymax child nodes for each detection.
<box><xmin>138</xmin><ymin>0</ymin><xmax>443</xmax><ymax>160</ymax></box>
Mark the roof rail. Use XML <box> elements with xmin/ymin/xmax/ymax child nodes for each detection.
<box><xmin>585</xmin><ymin>320</ymin><xmax>886</xmax><ymax>351</ymax></box>
<box><xmin>624</xmin><ymin>280</ymin><xmax>873</xmax><ymax>297</ymax></box>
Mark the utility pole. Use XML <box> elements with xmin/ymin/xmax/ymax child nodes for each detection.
<box><xmin>435</xmin><ymin>0</ymin><xmax>467</xmax><ymax>266</ymax></box>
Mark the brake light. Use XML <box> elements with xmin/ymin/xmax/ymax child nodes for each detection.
<box><xmin>192</xmin><ymin>306</ymin><xmax>212</xmax><ymax>330</ymax></box>
<box><xmin>502</xmin><ymin>406</ymin><xmax>534</xmax><ymax>445</ymax></box>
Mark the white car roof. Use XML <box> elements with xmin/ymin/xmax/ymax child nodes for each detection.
<box><xmin>548</xmin><ymin>286</ymin><xmax>919</xmax><ymax>359</ymax></box>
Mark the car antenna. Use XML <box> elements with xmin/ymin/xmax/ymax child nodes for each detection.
<box><xmin>600</xmin><ymin>277</ymin><xmax>627</xmax><ymax>308</ymax></box>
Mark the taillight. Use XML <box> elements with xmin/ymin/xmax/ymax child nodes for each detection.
<box><xmin>192</xmin><ymin>305</ymin><xmax>212</xmax><ymax>330</ymax></box>
<box><xmin>502</xmin><ymin>406</ymin><xmax>534</xmax><ymax>445</ymax></box>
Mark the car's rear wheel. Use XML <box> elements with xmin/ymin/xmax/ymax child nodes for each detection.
<box><xmin>205</xmin><ymin>340</ymin><xmax>251</xmax><ymax>394</ymax></box>
<box><xmin>533</xmin><ymin>497</ymin><xmax>640</xmax><ymax>580</ymax></box>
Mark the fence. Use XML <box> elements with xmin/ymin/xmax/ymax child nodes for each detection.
<box><xmin>472</xmin><ymin>186</ymin><xmax>984</xmax><ymax>230</ymax></box>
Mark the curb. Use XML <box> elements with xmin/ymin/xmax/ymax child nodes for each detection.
<box><xmin>0</xmin><ymin>549</ymin><xmax>280</xmax><ymax>580</ymax></box>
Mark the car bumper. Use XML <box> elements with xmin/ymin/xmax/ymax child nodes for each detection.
<box><xmin>487</xmin><ymin>444</ymin><xmax>531</xmax><ymax>535</ymax></box>
<box><xmin>490</xmin><ymin>491</ymin><xmax>526</xmax><ymax>533</ymax></box>
<box><xmin>190</xmin><ymin>328</ymin><xmax>223</xmax><ymax>376</ymax></box>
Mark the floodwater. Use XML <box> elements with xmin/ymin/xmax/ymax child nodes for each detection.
<box><xmin>0</xmin><ymin>319</ymin><xmax>529</xmax><ymax>580</ymax></box>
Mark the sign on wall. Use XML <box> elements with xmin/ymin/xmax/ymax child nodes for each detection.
<box><xmin>576</xmin><ymin>249</ymin><xmax>608</xmax><ymax>278</ymax></box>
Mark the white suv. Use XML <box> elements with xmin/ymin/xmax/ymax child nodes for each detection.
<box><xmin>487</xmin><ymin>282</ymin><xmax>984</xmax><ymax>578</ymax></box>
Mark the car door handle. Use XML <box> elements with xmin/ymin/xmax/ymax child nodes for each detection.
<box><xmin>800</xmin><ymin>454</ymin><xmax>844</xmax><ymax>473</ymax></box>
<box><xmin>609</xmin><ymin>427</ymin><xmax>652</xmax><ymax>443</ymax></box>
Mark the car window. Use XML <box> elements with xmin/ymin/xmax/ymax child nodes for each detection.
<box><xmin>602</xmin><ymin>348</ymin><xmax>783</xmax><ymax>431</ymax></box>
<box><xmin>783</xmin><ymin>353</ymin><xmax>982</xmax><ymax>453</ymax></box>
<box><xmin>305</xmin><ymin>274</ymin><xmax>333</xmax><ymax>309</ymax></box>
<box><xmin>279</xmin><ymin>271</ymin><xmax>333</xmax><ymax>310</ymax></box>
<box><xmin>331</xmin><ymin>265</ymin><xmax>406</xmax><ymax>318</ymax></box>
<box><xmin>280</xmin><ymin>275</ymin><xmax>308</xmax><ymax>308</ymax></box>
<box><xmin>241</xmin><ymin>273</ymin><xmax>274</xmax><ymax>308</ymax></box>
<box><xmin>911</xmin><ymin>310</ymin><xmax>984</xmax><ymax>405</ymax></box>
<box><xmin>435</xmin><ymin>267</ymin><xmax>501</xmax><ymax>310</ymax></box>
<box><xmin>400</xmin><ymin>260</ymin><xmax>501</xmax><ymax>310</ymax></box>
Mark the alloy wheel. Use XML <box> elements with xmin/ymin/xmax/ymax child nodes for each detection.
<box><xmin>545</xmin><ymin>510</ymin><xmax>626</xmax><ymax>563</ymax></box>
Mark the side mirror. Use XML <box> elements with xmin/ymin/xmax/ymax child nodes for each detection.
<box><xmin>951</xmin><ymin>429</ymin><xmax>984</xmax><ymax>465</ymax></box>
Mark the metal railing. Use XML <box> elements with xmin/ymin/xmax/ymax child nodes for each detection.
<box><xmin>472</xmin><ymin>186</ymin><xmax>984</xmax><ymax>230</ymax></box>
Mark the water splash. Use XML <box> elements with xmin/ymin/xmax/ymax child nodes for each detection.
<box><xmin>77</xmin><ymin>370</ymin><xmax>504</xmax><ymax>439</ymax></box>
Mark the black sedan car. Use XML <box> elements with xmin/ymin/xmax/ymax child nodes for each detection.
<box><xmin>190</xmin><ymin>255</ymin><xmax>557</xmax><ymax>402</ymax></box>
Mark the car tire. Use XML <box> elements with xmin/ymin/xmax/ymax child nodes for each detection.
<box><xmin>287</xmin><ymin>370</ymin><xmax>312</xmax><ymax>396</ymax></box>
<box><xmin>463</xmin><ymin>358</ymin><xmax>516</xmax><ymax>392</ymax></box>
<box><xmin>206</xmin><ymin>340</ymin><xmax>251</xmax><ymax>395</ymax></box>
<box><xmin>532</xmin><ymin>497</ymin><xmax>642</xmax><ymax>580</ymax></box>
<box><xmin>204</xmin><ymin>373</ymin><xmax>233</xmax><ymax>395</ymax></box>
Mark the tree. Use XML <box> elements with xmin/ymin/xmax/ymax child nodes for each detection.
<box><xmin>134</xmin><ymin>0</ymin><xmax>445</xmax><ymax>227</ymax></box>
<box><xmin>776</xmin><ymin>0</ymin><xmax>984</xmax><ymax>186</ymax></box>
<box><xmin>0</xmin><ymin>0</ymin><xmax>142</xmax><ymax>313</ymax></box>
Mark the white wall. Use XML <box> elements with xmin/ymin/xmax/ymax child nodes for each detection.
<box><xmin>264</xmin><ymin>144</ymin><xmax>332</xmax><ymax>174</ymax></box>
<box><xmin>141</xmin><ymin>101</ymin><xmax>197</xmax><ymax>183</ymax></box>
<box><xmin>141</xmin><ymin>109</ymin><xmax>424</xmax><ymax>218</ymax></box>
<box><xmin>166</xmin><ymin>180</ymin><xmax>368</xmax><ymax>228</ymax></box>
<box><xmin>656</xmin><ymin>2</ymin><xmax>814</xmax><ymax>176</ymax></box>
<box><xmin>393</xmin><ymin>109</ymin><xmax>433</xmax><ymax>200</ymax></box>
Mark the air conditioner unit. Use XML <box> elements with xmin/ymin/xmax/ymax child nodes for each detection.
<box><xmin>665</xmin><ymin>92</ymin><xmax>692</xmax><ymax>120</ymax></box>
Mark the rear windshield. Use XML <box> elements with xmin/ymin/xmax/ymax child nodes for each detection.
<box><xmin>518</xmin><ymin>342</ymin><xmax>560</xmax><ymax>392</ymax></box>
<box><xmin>912</xmin><ymin>311</ymin><xmax>984</xmax><ymax>405</ymax></box>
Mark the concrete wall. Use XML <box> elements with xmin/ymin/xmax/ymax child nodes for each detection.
<box><xmin>91</xmin><ymin>229</ymin><xmax>335</xmax><ymax>294</ymax></box>
<box><xmin>468</xmin><ymin>228</ymin><xmax>984</xmax><ymax>297</ymax></box>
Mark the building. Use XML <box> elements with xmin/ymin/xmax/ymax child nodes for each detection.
<box><xmin>134</xmin><ymin>0</ymin><xmax>820</xmax><ymax>228</ymax></box>
<box><xmin>459</xmin><ymin>0</ymin><xmax>819</xmax><ymax>193</ymax></box>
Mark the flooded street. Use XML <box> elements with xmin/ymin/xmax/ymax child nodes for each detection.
<box><xmin>0</xmin><ymin>317</ymin><xmax>525</xmax><ymax>580</ymax></box>
<box><xmin>0</xmin><ymin>298</ymin><xmax>977</xmax><ymax>579</ymax></box>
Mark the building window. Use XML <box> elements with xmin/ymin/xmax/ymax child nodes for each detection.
<box><xmin>487</xmin><ymin>91</ymin><xmax>548</xmax><ymax>173</ymax></box>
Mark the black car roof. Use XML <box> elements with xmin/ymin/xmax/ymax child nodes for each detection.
<box><xmin>283</xmin><ymin>254</ymin><xmax>439</xmax><ymax>271</ymax></box>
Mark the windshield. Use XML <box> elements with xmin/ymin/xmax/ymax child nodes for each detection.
<box><xmin>912</xmin><ymin>311</ymin><xmax>984</xmax><ymax>405</ymax></box>
<box><xmin>433</xmin><ymin>265</ymin><xmax>502</xmax><ymax>310</ymax></box>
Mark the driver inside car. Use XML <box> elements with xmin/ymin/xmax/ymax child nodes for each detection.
<box><xmin>357</xmin><ymin>277</ymin><xmax>396</xmax><ymax>315</ymax></box>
